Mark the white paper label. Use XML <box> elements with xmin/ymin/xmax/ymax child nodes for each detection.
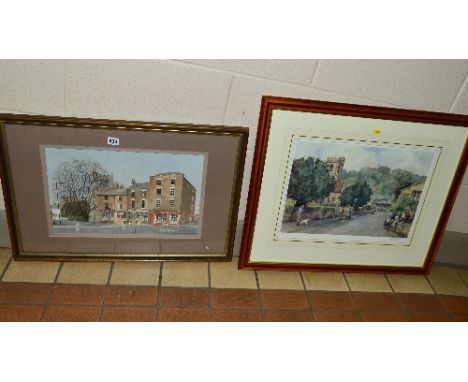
<box><xmin>107</xmin><ymin>137</ymin><xmax>119</xmax><ymax>146</ymax></box>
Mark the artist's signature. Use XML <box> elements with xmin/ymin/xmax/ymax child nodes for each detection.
<box><xmin>160</xmin><ymin>228</ymin><xmax>178</xmax><ymax>233</ymax></box>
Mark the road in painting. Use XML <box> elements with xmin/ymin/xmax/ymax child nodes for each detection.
<box><xmin>279</xmin><ymin>138</ymin><xmax>439</xmax><ymax>242</ymax></box>
<box><xmin>44</xmin><ymin>146</ymin><xmax>206</xmax><ymax>237</ymax></box>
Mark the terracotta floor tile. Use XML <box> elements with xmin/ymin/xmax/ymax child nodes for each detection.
<box><xmin>50</xmin><ymin>285</ymin><xmax>107</xmax><ymax>305</ymax></box>
<box><xmin>161</xmin><ymin>262</ymin><xmax>208</xmax><ymax>287</ymax></box>
<box><xmin>159</xmin><ymin>307</ymin><xmax>212</xmax><ymax>322</ymax></box>
<box><xmin>210</xmin><ymin>259</ymin><xmax>257</xmax><ymax>289</ymax></box>
<box><xmin>159</xmin><ymin>287</ymin><xmax>209</xmax><ymax>307</ymax></box>
<box><xmin>262</xmin><ymin>290</ymin><xmax>309</xmax><ymax>309</ymax></box>
<box><xmin>43</xmin><ymin>306</ymin><xmax>101</xmax><ymax>322</ymax></box>
<box><xmin>0</xmin><ymin>304</ymin><xmax>44</xmax><ymax>321</ymax></box>
<box><xmin>3</xmin><ymin>261</ymin><xmax>60</xmax><ymax>283</ymax></box>
<box><xmin>264</xmin><ymin>310</ymin><xmax>313</xmax><ymax>322</ymax></box>
<box><xmin>438</xmin><ymin>295</ymin><xmax>468</xmax><ymax>314</ymax></box>
<box><xmin>398</xmin><ymin>294</ymin><xmax>446</xmax><ymax>313</ymax></box>
<box><xmin>427</xmin><ymin>266</ymin><xmax>468</xmax><ymax>297</ymax></box>
<box><xmin>106</xmin><ymin>286</ymin><xmax>158</xmax><ymax>306</ymax></box>
<box><xmin>451</xmin><ymin>314</ymin><xmax>468</xmax><ymax>322</ymax></box>
<box><xmin>110</xmin><ymin>262</ymin><xmax>160</xmax><ymax>286</ymax></box>
<box><xmin>314</xmin><ymin>310</ymin><xmax>363</xmax><ymax>322</ymax></box>
<box><xmin>57</xmin><ymin>262</ymin><xmax>111</xmax><ymax>285</ymax></box>
<box><xmin>362</xmin><ymin>311</ymin><xmax>407</xmax><ymax>322</ymax></box>
<box><xmin>352</xmin><ymin>293</ymin><xmax>401</xmax><ymax>312</ymax></box>
<box><xmin>386</xmin><ymin>274</ymin><xmax>434</xmax><ymax>294</ymax></box>
<box><xmin>308</xmin><ymin>291</ymin><xmax>353</xmax><ymax>310</ymax></box>
<box><xmin>0</xmin><ymin>283</ymin><xmax>51</xmax><ymax>304</ymax></box>
<box><xmin>408</xmin><ymin>312</ymin><xmax>452</xmax><ymax>322</ymax></box>
<box><xmin>302</xmin><ymin>272</ymin><xmax>349</xmax><ymax>291</ymax></box>
<box><xmin>212</xmin><ymin>309</ymin><xmax>263</xmax><ymax>322</ymax></box>
<box><xmin>257</xmin><ymin>271</ymin><xmax>304</xmax><ymax>290</ymax></box>
<box><xmin>345</xmin><ymin>273</ymin><xmax>392</xmax><ymax>292</ymax></box>
<box><xmin>101</xmin><ymin>307</ymin><xmax>157</xmax><ymax>322</ymax></box>
<box><xmin>211</xmin><ymin>289</ymin><xmax>260</xmax><ymax>309</ymax></box>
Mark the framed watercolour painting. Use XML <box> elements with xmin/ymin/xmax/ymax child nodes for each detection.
<box><xmin>239</xmin><ymin>96</ymin><xmax>468</xmax><ymax>274</ymax></box>
<box><xmin>0</xmin><ymin>114</ymin><xmax>248</xmax><ymax>262</ymax></box>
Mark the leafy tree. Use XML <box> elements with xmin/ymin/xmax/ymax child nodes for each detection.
<box><xmin>390</xmin><ymin>195</ymin><xmax>418</xmax><ymax>215</ymax></box>
<box><xmin>287</xmin><ymin>157</ymin><xmax>335</xmax><ymax>207</ymax></box>
<box><xmin>340</xmin><ymin>181</ymin><xmax>372</xmax><ymax>208</ymax></box>
<box><xmin>340</xmin><ymin>166</ymin><xmax>426</xmax><ymax>200</ymax></box>
<box><xmin>54</xmin><ymin>159</ymin><xmax>109</xmax><ymax>221</ymax></box>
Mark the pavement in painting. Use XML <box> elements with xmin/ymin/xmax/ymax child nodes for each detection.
<box><xmin>281</xmin><ymin>211</ymin><xmax>399</xmax><ymax>238</ymax></box>
<box><xmin>51</xmin><ymin>221</ymin><xmax>199</xmax><ymax>235</ymax></box>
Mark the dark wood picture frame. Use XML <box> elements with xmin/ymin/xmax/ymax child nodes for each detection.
<box><xmin>0</xmin><ymin>113</ymin><xmax>248</xmax><ymax>262</ymax></box>
<box><xmin>239</xmin><ymin>96</ymin><xmax>468</xmax><ymax>274</ymax></box>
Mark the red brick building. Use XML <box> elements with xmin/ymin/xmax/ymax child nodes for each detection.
<box><xmin>148</xmin><ymin>173</ymin><xmax>196</xmax><ymax>226</ymax></box>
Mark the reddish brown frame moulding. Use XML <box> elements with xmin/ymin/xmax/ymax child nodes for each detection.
<box><xmin>238</xmin><ymin>96</ymin><xmax>468</xmax><ymax>274</ymax></box>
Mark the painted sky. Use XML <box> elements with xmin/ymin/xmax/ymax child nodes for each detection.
<box><xmin>44</xmin><ymin>146</ymin><xmax>206</xmax><ymax>206</ymax></box>
<box><xmin>293</xmin><ymin>139</ymin><xmax>439</xmax><ymax>176</ymax></box>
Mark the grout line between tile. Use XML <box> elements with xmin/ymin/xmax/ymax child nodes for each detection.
<box><xmin>309</xmin><ymin>60</ymin><xmax>321</xmax><ymax>87</ymax></box>
<box><xmin>171</xmin><ymin>59</ymin><xmax>315</xmax><ymax>88</ymax></box>
<box><xmin>448</xmin><ymin>69</ymin><xmax>468</xmax><ymax>113</ymax></box>
<box><xmin>0</xmin><ymin>255</ymin><xmax>13</xmax><ymax>282</ymax></box>
<box><xmin>299</xmin><ymin>272</ymin><xmax>314</xmax><ymax>316</ymax></box>
<box><xmin>207</xmin><ymin>262</ymin><xmax>212</xmax><ymax>289</ymax></box>
<box><xmin>53</xmin><ymin>263</ymin><xmax>63</xmax><ymax>284</ymax></box>
<box><xmin>63</xmin><ymin>60</ymin><xmax>68</xmax><ymax>116</ymax></box>
<box><xmin>424</xmin><ymin>274</ymin><xmax>438</xmax><ymax>295</ymax></box>
<box><xmin>384</xmin><ymin>274</ymin><xmax>395</xmax><ymax>293</ymax></box>
<box><xmin>99</xmin><ymin>262</ymin><xmax>115</xmax><ymax>321</ymax></box>
<box><xmin>454</xmin><ymin>269</ymin><xmax>468</xmax><ymax>290</ymax></box>
<box><xmin>384</xmin><ymin>274</ymin><xmax>411</xmax><ymax>320</ymax></box>
<box><xmin>221</xmin><ymin>76</ymin><xmax>234</xmax><ymax>125</ymax></box>
<box><xmin>40</xmin><ymin>262</ymin><xmax>63</xmax><ymax>322</ymax></box>
<box><xmin>342</xmin><ymin>273</ymin><xmax>353</xmax><ymax>292</ymax></box>
<box><xmin>207</xmin><ymin>262</ymin><xmax>213</xmax><ymax>317</ymax></box>
<box><xmin>254</xmin><ymin>271</ymin><xmax>266</xmax><ymax>321</ymax></box>
<box><xmin>169</xmin><ymin>59</ymin><xmax>399</xmax><ymax>108</ymax></box>
<box><xmin>155</xmin><ymin>262</ymin><xmax>163</xmax><ymax>322</ymax></box>
<box><xmin>106</xmin><ymin>262</ymin><xmax>115</xmax><ymax>285</ymax></box>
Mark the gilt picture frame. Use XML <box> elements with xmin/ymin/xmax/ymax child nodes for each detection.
<box><xmin>0</xmin><ymin>114</ymin><xmax>248</xmax><ymax>262</ymax></box>
<box><xmin>239</xmin><ymin>96</ymin><xmax>468</xmax><ymax>274</ymax></box>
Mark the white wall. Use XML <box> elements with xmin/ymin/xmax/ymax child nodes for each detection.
<box><xmin>0</xmin><ymin>59</ymin><xmax>467</xmax><ymax>232</ymax></box>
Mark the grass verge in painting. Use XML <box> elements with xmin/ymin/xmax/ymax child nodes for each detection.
<box><xmin>277</xmin><ymin>137</ymin><xmax>440</xmax><ymax>245</ymax></box>
<box><xmin>42</xmin><ymin>146</ymin><xmax>207</xmax><ymax>238</ymax></box>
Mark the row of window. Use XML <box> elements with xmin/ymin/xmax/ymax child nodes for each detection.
<box><xmin>103</xmin><ymin>183</ymin><xmax>176</xmax><ymax>201</ymax></box>
<box><xmin>155</xmin><ymin>187</ymin><xmax>176</xmax><ymax>196</ymax></box>
<box><xmin>130</xmin><ymin>190</ymin><xmax>147</xmax><ymax>198</ymax></box>
<box><xmin>155</xmin><ymin>198</ymin><xmax>175</xmax><ymax>208</ymax></box>
<box><xmin>156</xmin><ymin>178</ymin><xmax>176</xmax><ymax>186</ymax></box>
<box><xmin>106</xmin><ymin>199</ymin><xmax>175</xmax><ymax>210</ymax></box>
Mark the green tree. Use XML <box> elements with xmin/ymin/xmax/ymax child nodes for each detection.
<box><xmin>390</xmin><ymin>195</ymin><xmax>418</xmax><ymax>215</ymax></box>
<box><xmin>287</xmin><ymin>157</ymin><xmax>335</xmax><ymax>207</ymax></box>
<box><xmin>340</xmin><ymin>166</ymin><xmax>425</xmax><ymax>200</ymax></box>
<box><xmin>340</xmin><ymin>181</ymin><xmax>372</xmax><ymax>208</ymax></box>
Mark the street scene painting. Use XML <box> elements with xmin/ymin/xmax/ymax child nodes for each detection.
<box><xmin>276</xmin><ymin>137</ymin><xmax>440</xmax><ymax>245</ymax></box>
<box><xmin>42</xmin><ymin>146</ymin><xmax>206</xmax><ymax>238</ymax></box>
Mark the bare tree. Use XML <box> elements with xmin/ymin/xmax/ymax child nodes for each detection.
<box><xmin>54</xmin><ymin>159</ymin><xmax>109</xmax><ymax>221</ymax></box>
